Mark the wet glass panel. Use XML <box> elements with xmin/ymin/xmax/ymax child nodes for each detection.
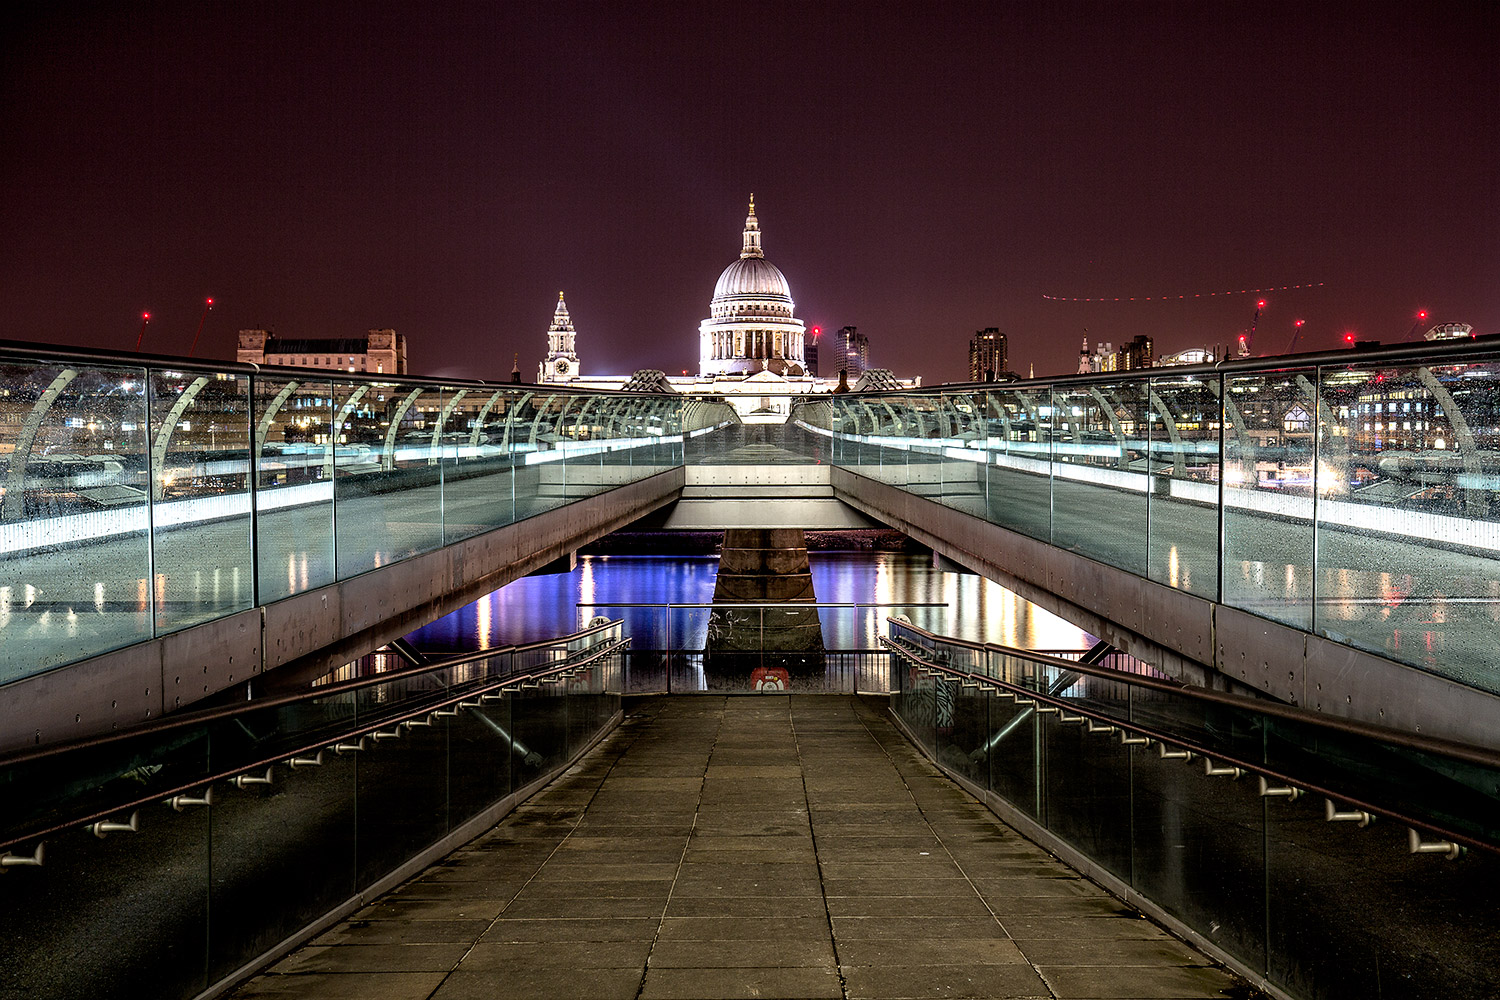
<box><xmin>0</xmin><ymin>362</ymin><xmax>152</xmax><ymax>676</ymax></box>
<box><xmin>509</xmin><ymin>686</ymin><xmax>569</xmax><ymax>792</ymax></box>
<box><xmin>934</xmin><ymin>392</ymin><xmax>989</xmax><ymax>519</ymax></box>
<box><xmin>1221</xmin><ymin>370</ymin><xmax>1316</xmax><ymax>630</ymax></box>
<box><xmin>448</xmin><ymin>696</ymin><xmax>512</xmax><ymax>826</ymax></box>
<box><xmin>1127</xmin><ymin>739</ymin><xmax>1266</xmax><ymax>975</ymax></box>
<box><xmin>1146</xmin><ymin>373</ymin><xmax>1221</xmax><ymax>598</ymax></box>
<box><xmin>984</xmin><ymin>694</ymin><xmax>1041</xmax><ymax>819</ymax></box>
<box><xmin>208</xmin><ymin>738</ymin><xmax>357</xmax><ymax>985</ymax></box>
<box><xmin>437</xmin><ymin>386</ymin><xmax>511</xmax><ymax>545</ymax></box>
<box><xmin>332</xmin><ymin>381</ymin><xmax>446</xmax><ymax>578</ymax></box>
<box><xmin>1040</xmin><ymin>713</ymin><xmax>1133</xmax><ymax>881</ymax></box>
<box><xmin>937</xmin><ymin>677</ymin><xmax>989</xmax><ymax>788</ymax></box>
<box><xmin>1049</xmin><ymin>381</ymin><xmax>1150</xmax><ymax>575</ymax></box>
<box><xmin>353</xmin><ymin>716</ymin><xmax>451</xmax><ymax>889</ymax></box>
<box><xmin>1265</xmin><ymin>798</ymin><xmax>1500</xmax><ymax>1000</ymax></box>
<box><xmin>888</xmin><ymin>665</ymin><xmax>936</xmax><ymax>749</ymax></box>
<box><xmin>981</xmin><ymin>386</ymin><xmax>1053</xmax><ymax>542</ymax></box>
<box><xmin>1315</xmin><ymin>361</ymin><xmax>1500</xmax><ymax>694</ymax></box>
<box><xmin>4</xmin><ymin>803</ymin><xmax>211</xmax><ymax>999</ymax></box>
<box><xmin>253</xmin><ymin>375</ymin><xmax>334</xmax><ymax>601</ymax></box>
<box><xmin>149</xmin><ymin>368</ymin><xmax>254</xmax><ymax>634</ymax></box>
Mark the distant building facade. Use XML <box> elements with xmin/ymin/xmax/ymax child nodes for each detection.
<box><xmin>530</xmin><ymin>198</ymin><xmax>920</xmax><ymax>419</ymax></box>
<box><xmin>237</xmin><ymin>329</ymin><xmax>407</xmax><ymax>375</ymax></box>
<box><xmin>968</xmin><ymin>327</ymin><xmax>1008</xmax><ymax>381</ymax></box>
<box><xmin>538</xmin><ymin>293</ymin><xmax>583</xmax><ymax>383</ymax></box>
<box><xmin>1080</xmin><ymin>334</ymin><xmax>1154</xmax><ymax>373</ymax></box>
<box><xmin>1425</xmin><ymin>322</ymin><xmax>1475</xmax><ymax>342</ymax></box>
<box><xmin>823</xmin><ymin>326</ymin><xmax>869</xmax><ymax>380</ymax></box>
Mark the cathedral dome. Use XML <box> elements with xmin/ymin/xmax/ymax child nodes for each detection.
<box><xmin>714</xmin><ymin>256</ymin><xmax>792</xmax><ymax>300</ymax></box>
<box><xmin>698</xmin><ymin>196</ymin><xmax>807</xmax><ymax>378</ymax></box>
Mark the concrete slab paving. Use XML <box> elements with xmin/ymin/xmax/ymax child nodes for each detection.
<box><xmin>226</xmin><ymin>695</ymin><xmax>1259</xmax><ymax>1000</ymax></box>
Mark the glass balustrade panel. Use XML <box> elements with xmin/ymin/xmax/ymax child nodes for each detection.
<box><xmin>1221</xmin><ymin>369</ymin><xmax>1316</xmax><ymax>630</ymax></box>
<box><xmin>149</xmin><ymin>368</ymin><xmax>254</xmax><ymax>634</ymax></box>
<box><xmin>980</xmin><ymin>386</ymin><xmax>1053</xmax><ymax>543</ymax></box>
<box><xmin>1314</xmin><ymin>360</ymin><xmax>1500</xmax><ymax>694</ymax></box>
<box><xmin>0</xmin><ymin>362</ymin><xmax>153</xmax><ymax>676</ymax></box>
<box><xmin>1146</xmin><ymin>373</ymin><xmax>1222</xmax><ymax>598</ymax></box>
<box><xmin>332</xmin><ymin>381</ymin><xmax>445</xmax><ymax>578</ymax></box>
<box><xmin>253</xmin><ymin>375</ymin><xmax>335</xmax><ymax>601</ymax></box>
<box><xmin>1049</xmin><ymin>381</ymin><xmax>1150</xmax><ymax>575</ymax></box>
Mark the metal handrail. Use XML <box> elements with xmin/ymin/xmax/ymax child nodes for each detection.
<box><xmin>813</xmin><ymin>334</ymin><xmax>1500</xmax><ymax>396</ymax></box>
<box><xmin>886</xmin><ymin>619</ymin><xmax>1500</xmax><ymax>769</ymax></box>
<box><xmin>0</xmin><ymin>620</ymin><xmax>623</xmax><ymax>768</ymax></box>
<box><xmin>0</xmin><ymin>637</ymin><xmax>628</xmax><ymax>853</ymax></box>
<box><xmin>882</xmin><ymin>636</ymin><xmax>1494</xmax><ymax>856</ymax></box>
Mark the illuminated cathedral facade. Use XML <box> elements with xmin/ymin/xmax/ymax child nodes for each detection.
<box><xmin>536</xmin><ymin>197</ymin><xmax>917</xmax><ymax>417</ymax></box>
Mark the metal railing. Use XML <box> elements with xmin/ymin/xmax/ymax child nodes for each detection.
<box><xmin>576</xmin><ymin>601</ymin><xmax>949</xmax><ymax>693</ymax></box>
<box><xmin>793</xmin><ymin>337</ymin><xmax>1500</xmax><ymax>696</ymax></box>
<box><xmin>0</xmin><ymin>339</ymin><xmax>735</xmax><ymax>684</ymax></box>
<box><xmin>883</xmin><ymin>617</ymin><xmax>1500</xmax><ymax>1000</ymax></box>
<box><xmin>0</xmin><ymin>620</ymin><xmax>628</xmax><ymax>1000</ymax></box>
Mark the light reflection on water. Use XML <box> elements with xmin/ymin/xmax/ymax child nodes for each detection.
<box><xmin>408</xmin><ymin>551</ymin><xmax>1092</xmax><ymax>654</ymax></box>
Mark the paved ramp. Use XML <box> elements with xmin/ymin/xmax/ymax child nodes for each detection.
<box><xmin>230</xmin><ymin>696</ymin><xmax>1250</xmax><ymax>999</ymax></box>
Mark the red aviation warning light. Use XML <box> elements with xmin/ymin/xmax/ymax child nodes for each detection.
<box><xmin>1345</xmin><ymin>332</ymin><xmax>1356</xmax><ymax>344</ymax></box>
<box><xmin>1257</xmin><ymin>299</ymin><xmax>1267</xmax><ymax>310</ymax></box>
<box><xmin>811</xmin><ymin>326</ymin><xmax>822</xmax><ymax>338</ymax></box>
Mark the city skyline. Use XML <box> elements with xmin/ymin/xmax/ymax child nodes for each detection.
<box><xmin>2</xmin><ymin>2</ymin><xmax>1495</xmax><ymax>384</ymax></box>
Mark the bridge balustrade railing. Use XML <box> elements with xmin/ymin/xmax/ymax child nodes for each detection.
<box><xmin>884</xmin><ymin>617</ymin><xmax>1500</xmax><ymax>999</ymax></box>
<box><xmin>0</xmin><ymin>341</ymin><xmax>729</xmax><ymax>684</ymax></box>
<box><xmin>793</xmin><ymin>340</ymin><xmax>1500</xmax><ymax>695</ymax></box>
<box><xmin>577</xmin><ymin>601</ymin><xmax>950</xmax><ymax>693</ymax></box>
<box><xmin>0</xmin><ymin>620</ymin><xmax>626</xmax><ymax>1000</ymax></box>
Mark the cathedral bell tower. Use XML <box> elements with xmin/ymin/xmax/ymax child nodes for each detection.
<box><xmin>539</xmin><ymin>292</ymin><xmax>582</xmax><ymax>382</ymax></box>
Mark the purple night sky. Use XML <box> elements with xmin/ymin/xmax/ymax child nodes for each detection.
<box><xmin>3</xmin><ymin>1</ymin><xmax>1496</xmax><ymax>383</ymax></box>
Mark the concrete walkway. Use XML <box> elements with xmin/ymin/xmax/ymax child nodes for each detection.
<box><xmin>230</xmin><ymin>696</ymin><xmax>1254</xmax><ymax>999</ymax></box>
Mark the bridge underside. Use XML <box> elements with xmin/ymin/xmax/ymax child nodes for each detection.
<box><xmin>637</xmin><ymin>464</ymin><xmax>879</xmax><ymax>529</ymax></box>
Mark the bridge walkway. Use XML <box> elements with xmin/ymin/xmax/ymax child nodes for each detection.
<box><xmin>229</xmin><ymin>696</ymin><xmax>1248</xmax><ymax>1000</ymax></box>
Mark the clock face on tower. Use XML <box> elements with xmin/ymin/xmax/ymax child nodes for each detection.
<box><xmin>554</xmin><ymin>359</ymin><xmax>570</xmax><ymax>375</ymax></box>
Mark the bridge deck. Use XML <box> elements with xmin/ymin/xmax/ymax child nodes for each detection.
<box><xmin>229</xmin><ymin>696</ymin><xmax>1248</xmax><ymax>1000</ymax></box>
